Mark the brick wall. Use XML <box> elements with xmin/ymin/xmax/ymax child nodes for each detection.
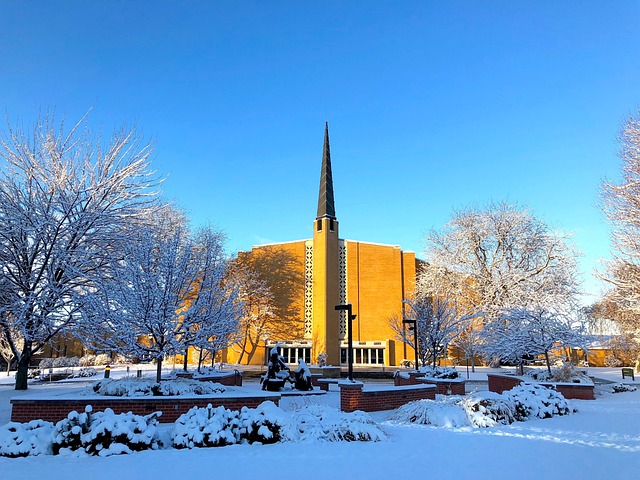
<box><xmin>11</xmin><ymin>394</ymin><xmax>280</xmax><ymax>424</ymax></box>
<box><xmin>394</xmin><ymin>372</ymin><xmax>465</xmax><ymax>395</ymax></box>
<box><xmin>340</xmin><ymin>382</ymin><xmax>436</xmax><ymax>413</ymax></box>
<box><xmin>487</xmin><ymin>374</ymin><xmax>595</xmax><ymax>400</ymax></box>
<box><xmin>487</xmin><ymin>374</ymin><xmax>522</xmax><ymax>394</ymax></box>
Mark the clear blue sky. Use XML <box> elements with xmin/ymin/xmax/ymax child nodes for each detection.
<box><xmin>1</xmin><ymin>1</ymin><xmax>639</xmax><ymax>303</ymax></box>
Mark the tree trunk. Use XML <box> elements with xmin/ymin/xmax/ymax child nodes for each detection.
<box><xmin>183</xmin><ymin>348</ymin><xmax>188</xmax><ymax>371</ymax></box>
<box><xmin>471</xmin><ymin>356</ymin><xmax>475</xmax><ymax>373</ymax></box>
<box><xmin>197</xmin><ymin>349</ymin><xmax>203</xmax><ymax>373</ymax></box>
<box><xmin>544</xmin><ymin>350</ymin><xmax>552</xmax><ymax>374</ymax></box>
<box><xmin>15</xmin><ymin>344</ymin><xmax>32</xmax><ymax>390</ymax></box>
<box><xmin>156</xmin><ymin>357</ymin><xmax>163</xmax><ymax>383</ymax></box>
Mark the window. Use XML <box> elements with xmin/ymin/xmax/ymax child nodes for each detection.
<box><xmin>316</xmin><ymin>219</ymin><xmax>322</xmax><ymax>231</ymax></box>
<box><xmin>340</xmin><ymin>347</ymin><xmax>385</xmax><ymax>365</ymax></box>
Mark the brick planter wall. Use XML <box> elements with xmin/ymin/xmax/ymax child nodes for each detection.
<box><xmin>11</xmin><ymin>392</ymin><xmax>280</xmax><ymax>424</ymax></box>
<box><xmin>196</xmin><ymin>370</ymin><xmax>243</xmax><ymax>386</ymax></box>
<box><xmin>394</xmin><ymin>372</ymin><xmax>465</xmax><ymax>395</ymax></box>
<box><xmin>339</xmin><ymin>382</ymin><xmax>436</xmax><ymax>413</ymax></box>
<box><xmin>487</xmin><ymin>374</ymin><xmax>523</xmax><ymax>394</ymax></box>
<box><xmin>417</xmin><ymin>377</ymin><xmax>466</xmax><ymax>395</ymax></box>
<box><xmin>543</xmin><ymin>383</ymin><xmax>595</xmax><ymax>400</ymax></box>
<box><xmin>487</xmin><ymin>374</ymin><xmax>595</xmax><ymax>400</ymax></box>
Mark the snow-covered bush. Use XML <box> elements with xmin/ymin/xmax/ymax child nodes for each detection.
<box><xmin>92</xmin><ymin>378</ymin><xmax>225</xmax><ymax>397</ymax></box>
<box><xmin>27</xmin><ymin>368</ymin><xmax>41</xmax><ymax>379</ymax></box>
<box><xmin>294</xmin><ymin>405</ymin><xmax>386</xmax><ymax>442</ymax></box>
<box><xmin>172</xmin><ymin>404</ymin><xmax>241</xmax><ymax>448</ymax></box>
<box><xmin>610</xmin><ymin>383</ymin><xmax>637</xmax><ymax>394</ymax></box>
<box><xmin>506</xmin><ymin>383</ymin><xmax>572</xmax><ymax>420</ymax></box>
<box><xmin>70</xmin><ymin>367</ymin><xmax>97</xmax><ymax>378</ymax></box>
<box><xmin>38</xmin><ymin>358</ymin><xmax>54</xmax><ymax>368</ymax></box>
<box><xmin>52</xmin><ymin>406</ymin><xmax>162</xmax><ymax>456</ymax></box>
<box><xmin>79</xmin><ymin>355</ymin><xmax>97</xmax><ymax>367</ymax></box>
<box><xmin>172</xmin><ymin>402</ymin><xmax>385</xmax><ymax>449</ymax></box>
<box><xmin>386</xmin><ymin>399</ymin><xmax>469</xmax><ymax>428</ymax></box>
<box><xmin>94</xmin><ymin>353</ymin><xmax>111</xmax><ymax>366</ymax></box>
<box><xmin>237</xmin><ymin>401</ymin><xmax>293</xmax><ymax>444</ymax></box>
<box><xmin>461</xmin><ymin>392</ymin><xmax>516</xmax><ymax>427</ymax></box>
<box><xmin>0</xmin><ymin>420</ymin><xmax>54</xmax><ymax>457</ymax></box>
<box><xmin>525</xmin><ymin>363</ymin><xmax>592</xmax><ymax>384</ymax></box>
<box><xmin>418</xmin><ymin>366</ymin><xmax>459</xmax><ymax>379</ymax></box>
<box><xmin>52</xmin><ymin>357</ymin><xmax>80</xmax><ymax>368</ymax></box>
<box><xmin>604</xmin><ymin>355</ymin><xmax>623</xmax><ymax>367</ymax></box>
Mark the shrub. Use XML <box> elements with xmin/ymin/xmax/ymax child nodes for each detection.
<box><xmin>418</xmin><ymin>366</ymin><xmax>459</xmax><ymax>379</ymax></box>
<box><xmin>52</xmin><ymin>357</ymin><xmax>80</xmax><ymax>368</ymax></box>
<box><xmin>69</xmin><ymin>367</ymin><xmax>97</xmax><ymax>378</ymax></box>
<box><xmin>38</xmin><ymin>358</ymin><xmax>54</xmax><ymax>369</ymax></box>
<box><xmin>604</xmin><ymin>355</ymin><xmax>623</xmax><ymax>367</ymax></box>
<box><xmin>611</xmin><ymin>383</ymin><xmax>637</xmax><ymax>394</ymax></box>
<box><xmin>296</xmin><ymin>404</ymin><xmax>386</xmax><ymax>442</ymax></box>
<box><xmin>526</xmin><ymin>363</ymin><xmax>591</xmax><ymax>384</ymax></box>
<box><xmin>506</xmin><ymin>383</ymin><xmax>572</xmax><ymax>420</ymax></box>
<box><xmin>51</xmin><ymin>406</ymin><xmax>162</xmax><ymax>456</ymax></box>
<box><xmin>461</xmin><ymin>392</ymin><xmax>516</xmax><ymax>427</ymax></box>
<box><xmin>385</xmin><ymin>399</ymin><xmax>469</xmax><ymax>428</ymax></box>
<box><xmin>79</xmin><ymin>355</ymin><xmax>97</xmax><ymax>367</ymax></box>
<box><xmin>0</xmin><ymin>420</ymin><xmax>54</xmax><ymax>457</ymax></box>
<box><xmin>171</xmin><ymin>401</ymin><xmax>386</xmax><ymax>449</ymax></box>
<box><xmin>92</xmin><ymin>378</ymin><xmax>226</xmax><ymax>397</ymax></box>
<box><xmin>94</xmin><ymin>353</ymin><xmax>111</xmax><ymax>366</ymax></box>
<box><xmin>172</xmin><ymin>404</ymin><xmax>241</xmax><ymax>448</ymax></box>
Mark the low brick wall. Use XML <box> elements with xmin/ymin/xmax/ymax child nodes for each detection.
<box><xmin>487</xmin><ymin>374</ymin><xmax>522</xmax><ymax>394</ymax></box>
<box><xmin>487</xmin><ymin>374</ymin><xmax>595</xmax><ymax>400</ymax></box>
<box><xmin>543</xmin><ymin>383</ymin><xmax>595</xmax><ymax>400</ymax></box>
<box><xmin>340</xmin><ymin>382</ymin><xmax>436</xmax><ymax>413</ymax></box>
<box><xmin>394</xmin><ymin>372</ymin><xmax>465</xmax><ymax>395</ymax></box>
<box><xmin>195</xmin><ymin>370</ymin><xmax>243</xmax><ymax>386</ymax></box>
<box><xmin>11</xmin><ymin>392</ymin><xmax>280</xmax><ymax>424</ymax></box>
<box><xmin>418</xmin><ymin>378</ymin><xmax>466</xmax><ymax>395</ymax></box>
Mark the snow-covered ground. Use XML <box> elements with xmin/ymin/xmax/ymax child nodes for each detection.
<box><xmin>0</xmin><ymin>366</ymin><xmax>638</xmax><ymax>479</ymax></box>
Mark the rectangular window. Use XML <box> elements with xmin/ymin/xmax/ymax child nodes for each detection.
<box><xmin>329</xmin><ymin>219</ymin><xmax>334</xmax><ymax>231</ymax></box>
<box><xmin>316</xmin><ymin>219</ymin><xmax>322</xmax><ymax>231</ymax></box>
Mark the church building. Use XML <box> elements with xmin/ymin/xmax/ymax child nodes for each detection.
<box><xmin>226</xmin><ymin>124</ymin><xmax>419</xmax><ymax>367</ymax></box>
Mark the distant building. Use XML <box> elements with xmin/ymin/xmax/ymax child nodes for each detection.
<box><xmin>225</xmin><ymin>124</ymin><xmax>419</xmax><ymax>367</ymax></box>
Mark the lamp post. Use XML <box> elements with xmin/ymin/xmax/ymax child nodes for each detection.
<box><xmin>403</xmin><ymin>319</ymin><xmax>419</xmax><ymax>372</ymax></box>
<box><xmin>335</xmin><ymin>303</ymin><xmax>357</xmax><ymax>381</ymax></box>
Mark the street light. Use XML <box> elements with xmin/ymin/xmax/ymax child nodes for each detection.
<box><xmin>335</xmin><ymin>303</ymin><xmax>357</xmax><ymax>381</ymax></box>
<box><xmin>403</xmin><ymin>319</ymin><xmax>419</xmax><ymax>372</ymax></box>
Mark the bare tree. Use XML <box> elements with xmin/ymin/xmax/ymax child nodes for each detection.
<box><xmin>78</xmin><ymin>217</ymin><xmax>241</xmax><ymax>383</ymax></box>
<box><xmin>229</xmin><ymin>247</ymin><xmax>303</xmax><ymax>364</ymax></box>
<box><xmin>422</xmin><ymin>201</ymin><xmax>580</xmax><ymax>323</ymax></box>
<box><xmin>391</xmin><ymin>279</ymin><xmax>473</xmax><ymax>368</ymax></box>
<box><xmin>599</xmin><ymin>109</ymin><xmax>640</xmax><ymax>369</ymax></box>
<box><xmin>0</xmin><ymin>113</ymin><xmax>160</xmax><ymax>389</ymax></box>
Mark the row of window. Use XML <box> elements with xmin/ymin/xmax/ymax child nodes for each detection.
<box><xmin>270</xmin><ymin>346</ymin><xmax>385</xmax><ymax>365</ymax></box>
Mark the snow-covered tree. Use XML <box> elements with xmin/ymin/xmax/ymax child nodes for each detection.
<box><xmin>481</xmin><ymin>307</ymin><xmax>584</xmax><ymax>374</ymax></box>
<box><xmin>391</xmin><ymin>276</ymin><xmax>474</xmax><ymax>368</ymax></box>
<box><xmin>451</xmin><ymin>321</ymin><xmax>483</xmax><ymax>372</ymax></box>
<box><xmin>78</xmin><ymin>216</ymin><xmax>241</xmax><ymax>383</ymax></box>
<box><xmin>599</xmin><ymin>109</ymin><xmax>640</xmax><ymax>369</ymax></box>
<box><xmin>0</xmin><ymin>326</ymin><xmax>23</xmax><ymax>375</ymax></box>
<box><xmin>0</xmin><ymin>113</ymin><xmax>159</xmax><ymax>389</ymax></box>
<box><xmin>422</xmin><ymin>201</ymin><xmax>580</xmax><ymax>323</ymax></box>
<box><xmin>229</xmin><ymin>247</ymin><xmax>303</xmax><ymax>364</ymax></box>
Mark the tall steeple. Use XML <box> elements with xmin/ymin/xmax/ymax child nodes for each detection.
<box><xmin>311</xmin><ymin>122</ymin><xmax>340</xmax><ymax>365</ymax></box>
<box><xmin>316</xmin><ymin>122</ymin><xmax>336</xmax><ymax>220</ymax></box>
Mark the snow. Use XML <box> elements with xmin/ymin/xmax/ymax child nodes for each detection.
<box><xmin>0</xmin><ymin>367</ymin><xmax>639</xmax><ymax>479</ymax></box>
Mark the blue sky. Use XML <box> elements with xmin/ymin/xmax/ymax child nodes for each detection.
<box><xmin>1</xmin><ymin>1</ymin><xmax>639</xmax><ymax>303</ymax></box>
